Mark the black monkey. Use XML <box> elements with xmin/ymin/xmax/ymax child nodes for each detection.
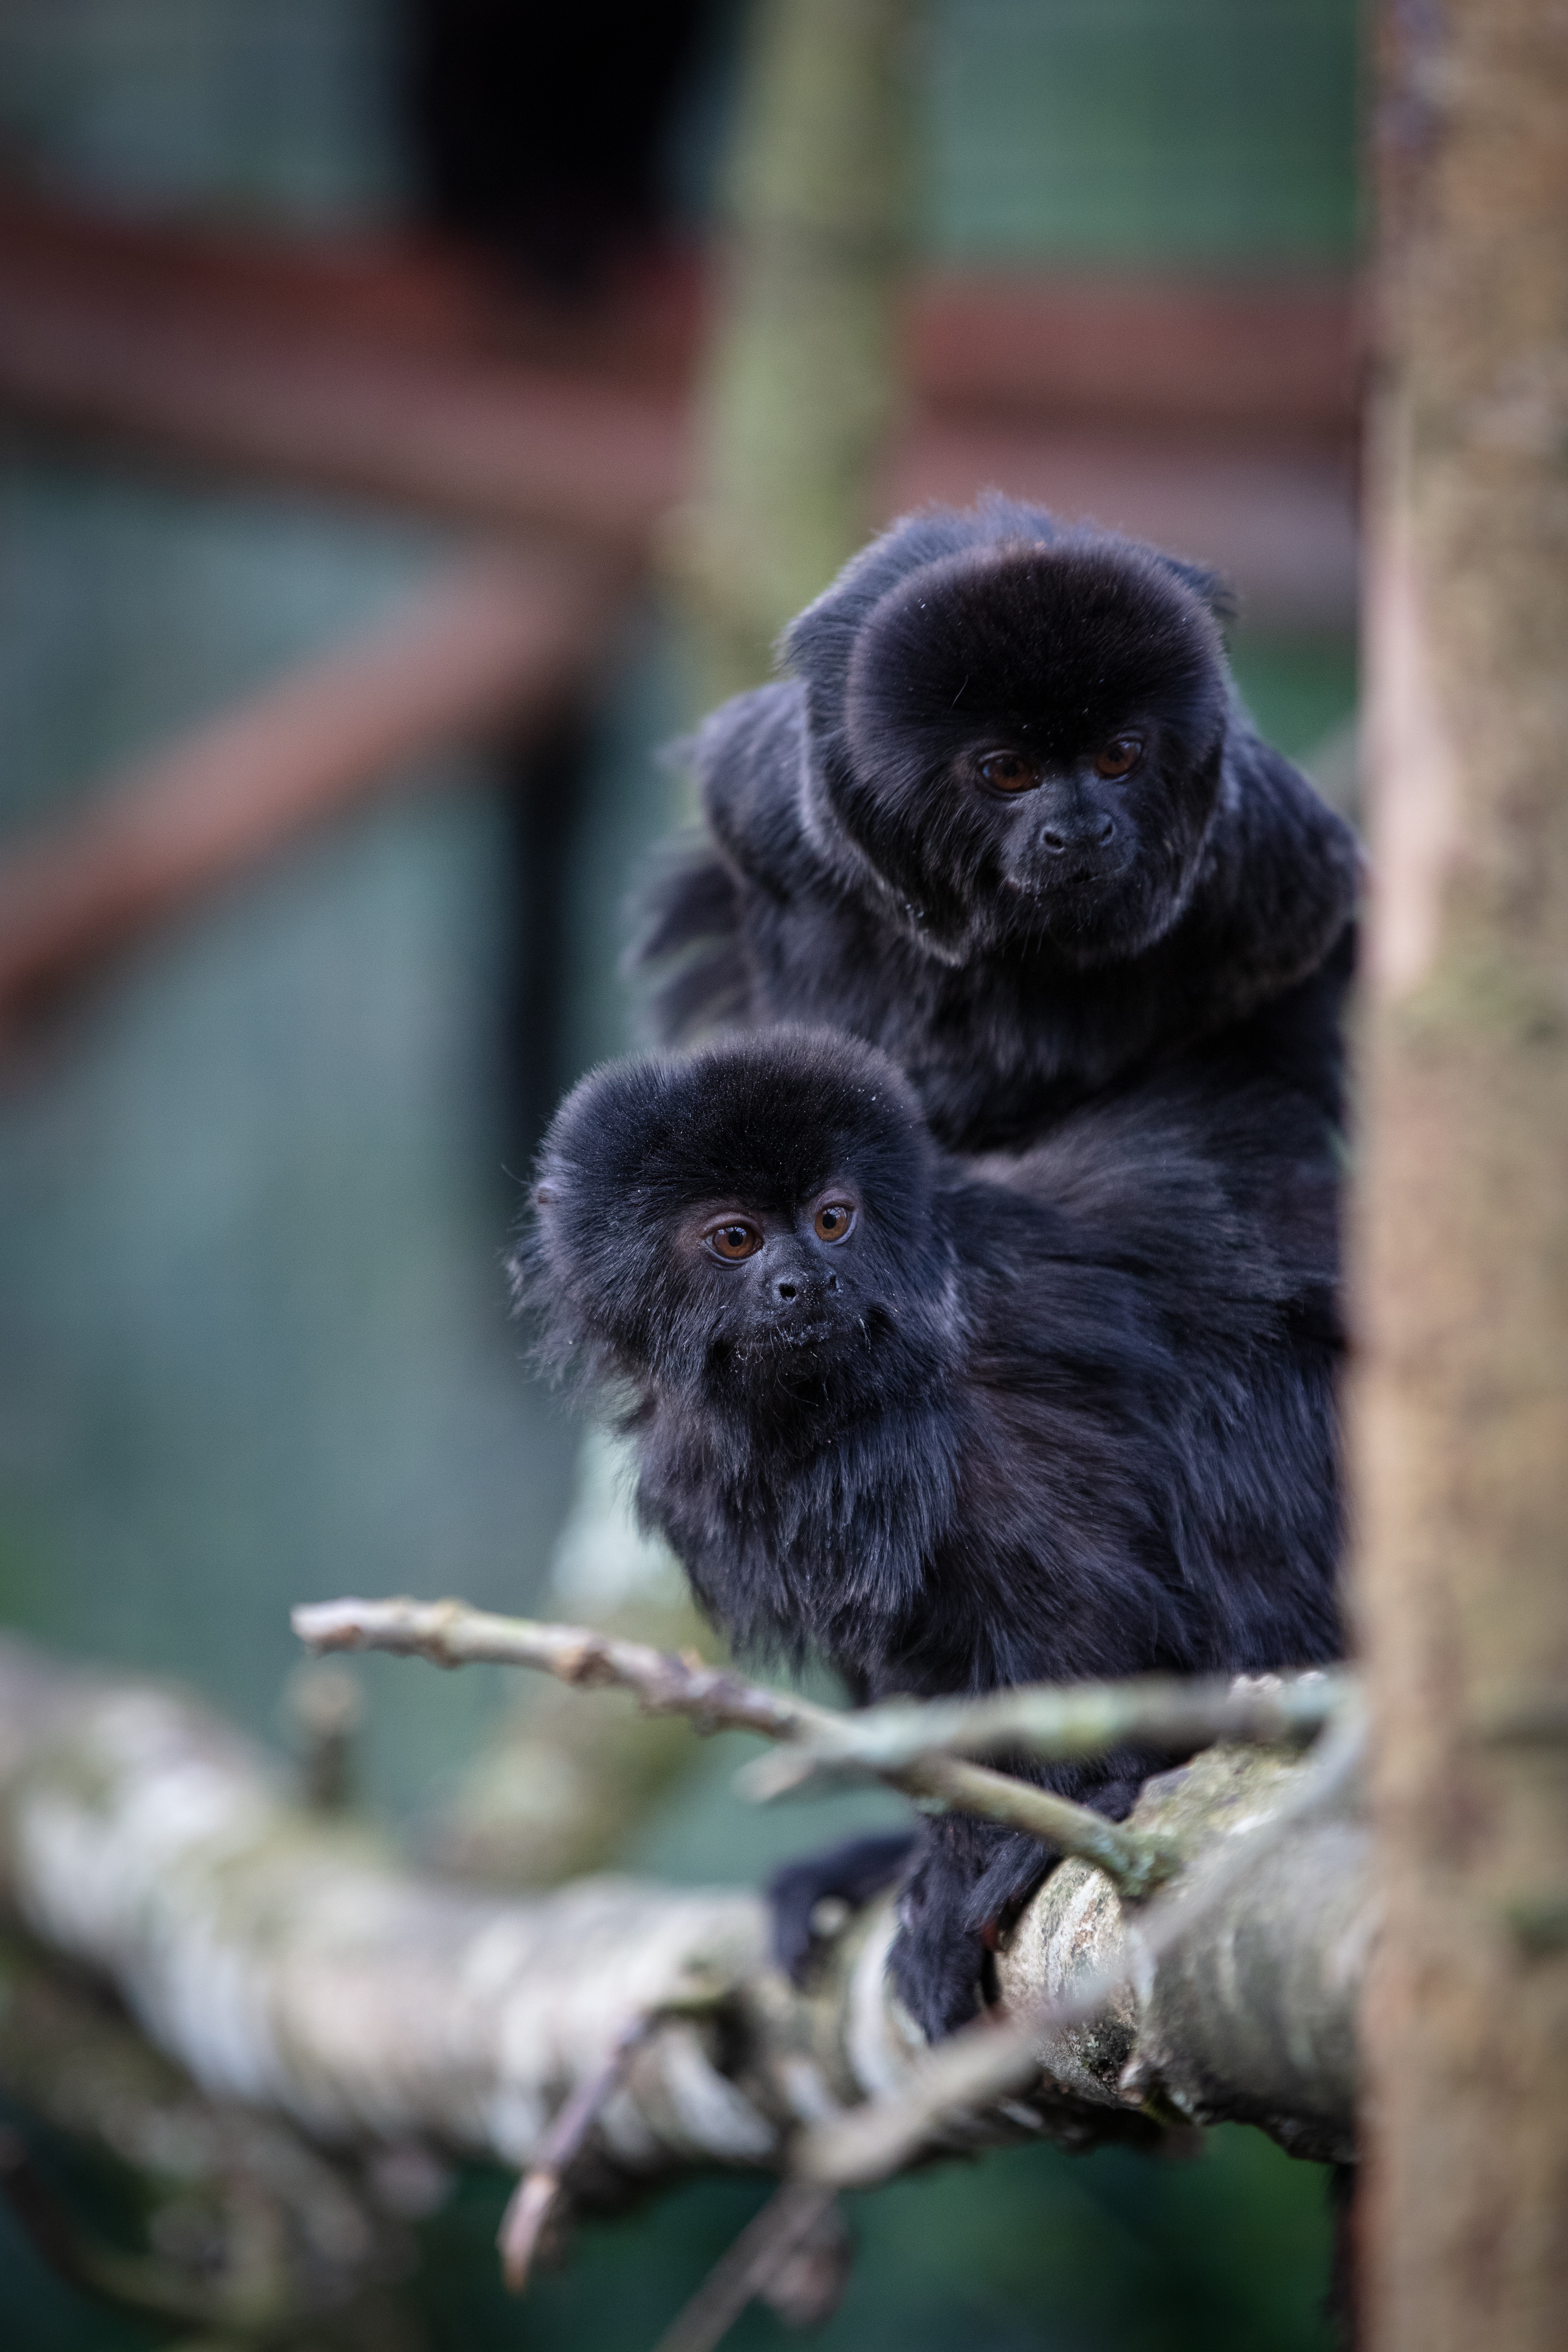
<box><xmin>521</xmin><ymin>1025</ymin><xmax>1342</xmax><ymax>2040</ymax></box>
<box><xmin>632</xmin><ymin>495</ymin><xmax>1360</xmax><ymax>1151</ymax></box>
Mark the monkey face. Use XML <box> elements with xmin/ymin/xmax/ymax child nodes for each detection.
<box><xmin>833</xmin><ymin>538</ymin><xmax>1230</xmax><ymax>966</ymax></box>
<box><xmin>526</xmin><ymin>1028</ymin><xmax>950</xmax><ymax>1408</ymax></box>
<box><xmin>668</xmin><ymin>1181</ymin><xmax>882</xmax><ymax>1387</ymax></box>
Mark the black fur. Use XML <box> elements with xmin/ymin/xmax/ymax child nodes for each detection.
<box><xmin>520</xmin><ymin>1025</ymin><xmax>1343</xmax><ymax>2040</ymax></box>
<box><xmin>767</xmin><ymin>1832</ymin><xmax>919</xmax><ymax>1979</ymax></box>
<box><xmin>629</xmin><ymin>495</ymin><xmax>1361</xmax><ymax>1151</ymax></box>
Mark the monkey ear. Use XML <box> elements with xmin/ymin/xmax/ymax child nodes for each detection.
<box><xmin>777</xmin><ymin>594</ymin><xmax>851</xmax><ymax>693</ymax></box>
<box><xmin>1157</xmin><ymin>554</ymin><xmax>1240</xmax><ymax>627</ymax></box>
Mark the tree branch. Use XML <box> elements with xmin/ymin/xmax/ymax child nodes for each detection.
<box><xmin>651</xmin><ymin>2182</ymin><xmax>841</xmax><ymax>2352</ymax></box>
<box><xmin>498</xmin><ymin>2010</ymin><xmax>658</xmax><ymax>2291</ymax></box>
<box><xmin>294</xmin><ymin>1595</ymin><xmax>1181</xmax><ymax>1897</ymax></box>
<box><xmin>741</xmin><ymin>1668</ymin><xmax>1348</xmax><ymax>1800</ymax></box>
<box><xmin>798</xmin><ymin>1707</ymin><xmax>1368</xmax><ymax>2186</ymax></box>
<box><xmin>294</xmin><ymin>1592</ymin><xmax>819</xmax><ymax>1735</ymax></box>
<box><xmin>0</xmin><ymin>1623</ymin><xmax>1367</xmax><ymax>2284</ymax></box>
<box><xmin>0</xmin><ymin>1930</ymin><xmax>413</xmax><ymax>2332</ymax></box>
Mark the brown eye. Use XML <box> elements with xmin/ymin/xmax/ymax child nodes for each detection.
<box><xmin>706</xmin><ymin>1220</ymin><xmax>763</xmax><ymax>1262</ymax></box>
<box><xmin>1094</xmin><ymin>736</ymin><xmax>1143</xmax><ymax>779</ymax></box>
<box><xmin>977</xmin><ymin>752</ymin><xmax>1039</xmax><ymax>794</ymax></box>
<box><xmin>813</xmin><ymin>1202</ymin><xmax>856</xmax><ymax>1242</ymax></box>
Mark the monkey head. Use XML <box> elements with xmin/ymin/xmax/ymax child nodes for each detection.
<box><xmin>791</xmin><ymin>531</ymin><xmax>1233</xmax><ymax>967</ymax></box>
<box><xmin>526</xmin><ymin>1027</ymin><xmax>953</xmax><ymax>1412</ymax></box>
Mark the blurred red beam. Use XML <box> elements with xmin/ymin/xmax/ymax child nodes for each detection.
<box><xmin>0</xmin><ymin>193</ymin><xmax>1362</xmax><ymax>1037</ymax></box>
<box><xmin>909</xmin><ymin>269</ymin><xmax>1359</xmax><ymax>442</ymax></box>
<box><xmin>0</xmin><ymin>192</ymin><xmax>1358</xmax><ymax>548</ymax></box>
<box><xmin>0</xmin><ymin>198</ymin><xmax>688</xmax><ymax>539</ymax></box>
<box><xmin>0</xmin><ymin>194</ymin><xmax>1361</xmax><ymax>435</ymax></box>
<box><xmin>0</xmin><ymin>548</ymin><xmax>629</xmax><ymax>1032</ymax></box>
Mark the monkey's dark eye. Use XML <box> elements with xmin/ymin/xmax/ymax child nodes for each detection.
<box><xmin>977</xmin><ymin>752</ymin><xmax>1039</xmax><ymax>795</ymax></box>
<box><xmin>1094</xmin><ymin>736</ymin><xmax>1143</xmax><ymax>779</ymax></box>
<box><xmin>705</xmin><ymin>1220</ymin><xmax>764</xmax><ymax>1262</ymax></box>
<box><xmin>813</xmin><ymin>1202</ymin><xmax>856</xmax><ymax>1242</ymax></box>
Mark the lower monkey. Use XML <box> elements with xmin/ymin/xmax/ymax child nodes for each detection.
<box><xmin>521</xmin><ymin>1026</ymin><xmax>1342</xmax><ymax>2038</ymax></box>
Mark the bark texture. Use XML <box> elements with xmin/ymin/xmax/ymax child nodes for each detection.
<box><xmin>0</xmin><ymin>1933</ymin><xmax>419</xmax><ymax>2339</ymax></box>
<box><xmin>0</xmin><ymin>1635</ymin><xmax>1367</xmax><ymax>2213</ymax></box>
<box><xmin>1355</xmin><ymin>3</ymin><xmax>1568</xmax><ymax>2344</ymax></box>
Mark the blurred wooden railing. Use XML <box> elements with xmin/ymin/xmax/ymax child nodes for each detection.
<box><xmin>0</xmin><ymin>187</ymin><xmax>1361</xmax><ymax>1034</ymax></box>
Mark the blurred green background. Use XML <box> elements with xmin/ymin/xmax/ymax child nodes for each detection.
<box><xmin>0</xmin><ymin>3</ymin><xmax>1354</xmax><ymax>2344</ymax></box>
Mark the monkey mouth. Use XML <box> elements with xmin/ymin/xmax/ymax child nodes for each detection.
<box><xmin>736</xmin><ymin>1317</ymin><xmax>839</xmax><ymax>1361</ymax></box>
<box><xmin>768</xmin><ymin>1319</ymin><xmax>835</xmax><ymax>1348</ymax></box>
<box><xmin>1002</xmin><ymin>852</ymin><xmax>1131</xmax><ymax>901</ymax></box>
<box><xmin>998</xmin><ymin>863</ymin><xmax>1155</xmax><ymax>956</ymax></box>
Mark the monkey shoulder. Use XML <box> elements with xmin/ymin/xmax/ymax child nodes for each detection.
<box><xmin>1180</xmin><ymin>727</ymin><xmax>1363</xmax><ymax>1016</ymax></box>
<box><xmin>625</xmin><ymin>684</ymin><xmax>811</xmax><ymax>1043</ymax></box>
<box><xmin>687</xmin><ymin>679</ymin><xmax>813</xmax><ymax>889</ymax></box>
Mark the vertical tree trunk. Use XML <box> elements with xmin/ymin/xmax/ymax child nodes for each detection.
<box><xmin>1355</xmin><ymin>3</ymin><xmax>1568</xmax><ymax>2345</ymax></box>
<box><xmin>667</xmin><ymin>0</ymin><xmax>915</xmax><ymax>704</ymax></box>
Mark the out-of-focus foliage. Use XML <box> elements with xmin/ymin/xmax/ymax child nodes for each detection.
<box><xmin>1</xmin><ymin>2124</ymin><xmax>1334</xmax><ymax>2352</ymax></box>
<box><xmin>417</xmin><ymin>2130</ymin><xmax>1335</xmax><ymax>2352</ymax></box>
<box><xmin>927</xmin><ymin>0</ymin><xmax>1359</xmax><ymax>266</ymax></box>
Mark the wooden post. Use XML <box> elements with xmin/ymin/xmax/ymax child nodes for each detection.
<box><xmin>1355</xmin><ymin>3</ymin><xmax>1568</xmax><ymax>2343</ymax></box>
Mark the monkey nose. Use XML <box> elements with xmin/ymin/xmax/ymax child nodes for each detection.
<box><xmin>1041</xmin><ymin>814</ymin><xmax>1116</xmax><ymax>855</ymax></box>
<box><xmin>776</xmin><ymin>1278</ymin><xmax>799</xmax><ymax>1301</ymax></box>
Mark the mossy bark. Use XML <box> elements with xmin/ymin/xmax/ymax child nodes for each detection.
<box><xmin>665</xmin><ymin>0</ymin><xmax>915</xmax><ymax>706</ymax></box>
<box><xmin>1354</xmin><ymin>3</ymin><xmax>1568</xmax><ymax>2343</ymax></box>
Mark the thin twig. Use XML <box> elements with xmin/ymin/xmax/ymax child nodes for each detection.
<box><xmin>293</xmin><ymin>1597</ymin><xmax>1181</xmax><ymax>1899</ymax></box>
<box><xmin>294</xmin><ymin>1595</ymin><xmax>825</xmax><ymax>1738</ymax></box>
<box><xmin>650</xmin><ymin>2182</ymin><xmax>840</xmax><ymax>2352</ymax></box>
<box><xmin>499</xmin><ymin>2011</ymin><xmax>656</xmax><ymax>2293</ymax></box>
<box><xmin>794</xmin><ymin>1704</ymin><xmax>1367</xmax><ymax>2187</ymax></box>
<box><xmin>891</xmin><ymin>1750</ymin><xmax>1180</xmax><ymax>1897</ymax></box>
<box><xmin>741</xmin><ymin>1668</ymin><xmax>1348</xmax><ymax>1801</ymax></box>
<box><xmin>283</xmin><ymin>1659</ymin><xmax>364</xmax><ymax>1813</ymax></box>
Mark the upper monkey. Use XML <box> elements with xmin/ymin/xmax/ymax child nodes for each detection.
<box><xmin>633</xmin><ymin>497</ymin><xmax>1359</xmax><ymax>1151</ymax></box>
